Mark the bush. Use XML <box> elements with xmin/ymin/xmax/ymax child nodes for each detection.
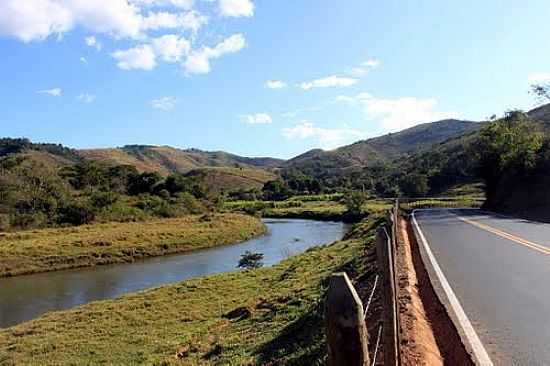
<box><xmin>97</xmin><ymin>201</ymin><xmax>147</xmax><ymax>222</ymax></box>
<box><xmin>237</xmin><ymin>251</ymin><xmax>264</xmax><ymax>269</ymax></box>
<box><xmin>344</xmin><ymin>191</ymin><xmax>368</xmax><ymax>216</ymax></box>
<box><xmin>57</xmin><ymin>203</ymin><xmax>95</xmax><ymax>226</ymax></box>
<box><xmin>135</xmin><ymin>194</ymin><xmax>179</xmax><ymax>218</ymax></box>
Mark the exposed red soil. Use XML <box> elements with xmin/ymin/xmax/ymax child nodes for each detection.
<box><xmin>397</xmin><ymin>217</ymin><xmax>474</xmax><ymax>366</ymax></box>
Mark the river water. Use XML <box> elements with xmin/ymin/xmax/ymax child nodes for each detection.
<box><xmin>0</xmin><ymin>218</ymin><xmax>349</xmax><ymax>328</ymax></box>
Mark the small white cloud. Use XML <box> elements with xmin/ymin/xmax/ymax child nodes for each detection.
<box><xmin>141</xmin><ymin>10</ymin><xmax>207</xmax><ymax>33</ymax></box>
<box><xmin>528</xmin><ymin>72</ymin><xmax>550</xmax><ymax>83</ymax></box>
<box><xmin>80</xmin><ymin>56</ymin><xmax>88</xmax><ymax>64</ymax></box>
<box><xmin>37</xmin><ymin>88</ymin><xmax>62</xmax><ymax>97</ymax></box>
<box><xmin>265</xmin><ymin>80</ymin><xmax>287</xmax><ymax>89</ymax></box>
<box><xmin>300</xmin><ymin>75</ymin><xmax>358</xmax><ymax>90</ymax></box>
<box><xmin>130</xmin><ymin>0</ymin><xmax>194</xmax><ymax>9</ymax></box>
<box><xmin>350</xmin><ymin>59</ymin><xmax>380</xmax><ymax>77</ymax></box>
<box><xmin>219</xmin><ymin>0</ymin><xmax>254</xmax><ymax>17</ymax></box>
<box><xmin>183</xmin><ymin>33</ymin><xmax>245</xmax><ymax>74</ymax></box>
<box><xmin>283</xmin><ymin>121</ymin><xmax>364</xmax><ymax>149</ymax></box>
<box><xmin>241</xmin><ymin>113</ymin><xmax>272</xmax><ymax>124</ymax></box>
<box><xmin>151</xmin><ymin>96</ymin><xmax>177</xmax><ymax>111</ymax></box>
<box><xmin>77</xmin><ymin>93</ymin><xmax>96</xmax><ymax>103</ymax></box>
<box><xmin>112</xmin><ymin>44</ymin><xmax>157</xmax><ymax>70</ymax></box>
<box><xmin>85</xmin><ymin>36</ymin><xmax>102</xmax><ymax>51</ymax></box>
<box><xmin>151</xmin><ymin>34</ymin><xmax>190</xmax><ymax>62</ymax></box>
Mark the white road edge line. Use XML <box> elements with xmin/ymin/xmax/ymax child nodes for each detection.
<box><xmin>412</xmin><ymin>210</ymin><xmax>494</xmax><ymax>366</ymax></box>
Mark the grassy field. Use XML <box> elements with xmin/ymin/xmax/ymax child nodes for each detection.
<box><xmin>0</xmin><ymin>213</ymin><xmax>382</xmax><ymax>366</ymax></box>
<box><xmin>226</xmin><ymin>197</ymin><xmax>393</xmax><ymax>221</ymax></box>
<box><xmin>0</xmin><ymin>213</ymin><xmax>266</xmax><ymax>277</ymax></box>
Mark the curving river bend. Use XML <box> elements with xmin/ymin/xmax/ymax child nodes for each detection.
<box><xmin>0</xmin><ymin>218</ymin><xmax>349</xmax><ymax>328</ymax></box>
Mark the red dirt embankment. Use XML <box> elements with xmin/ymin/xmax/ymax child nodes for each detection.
<box><xmin>396</xmin><ymin>217</ymin><xmax>474</xmax><ymax>365</ymax></box>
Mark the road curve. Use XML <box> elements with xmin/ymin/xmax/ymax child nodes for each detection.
<box><xmin>414</xmin><ymin>209</ymin><xmax>550</xmax><ymax>366</ymax></box>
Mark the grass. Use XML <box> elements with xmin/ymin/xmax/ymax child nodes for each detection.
<box><xmin>0</xmin><ymin>214</ymin><xmax>382</xmax><ymax>366</ymax></box>
<box><xmin>0</xmin><ymin>213</ymin><xmax>266</xmax><ymax>277</ymax></box>
<box><xmin>226</xmin><ymin>196</ymin><xmax>393</xmax><ymax>221</ymax></box>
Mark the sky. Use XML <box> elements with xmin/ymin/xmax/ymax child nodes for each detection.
<box><xmin>1</xmin><ymin>0</ymin><xmax>550</xmax><ymax>159</ymax></box>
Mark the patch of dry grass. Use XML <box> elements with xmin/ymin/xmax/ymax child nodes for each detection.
<box><xmin>0</xmin><ymin>213</ymin><xmax>265</xmax><ymax>277</ymax></box>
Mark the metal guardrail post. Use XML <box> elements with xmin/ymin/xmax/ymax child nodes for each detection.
<box><xmin>326</xmin><ymin>272</ymin><xmax>370</xmax><ymax>366</ymax></box>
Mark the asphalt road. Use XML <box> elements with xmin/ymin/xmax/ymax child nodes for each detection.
<box><xmin>414</xmin><ymin>209</ymin><xmax>550</xmax><ymax>366</ymax></box>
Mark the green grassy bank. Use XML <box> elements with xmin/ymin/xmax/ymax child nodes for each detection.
<box><xmin>0</xmin><ymin>214</ymin><xmax>382</xmax><ymax>366</ymax></box>
<box><xmin>0</xmin><ymin>213</ymin><xmax>266</xmax><ymax>277</ymax></box>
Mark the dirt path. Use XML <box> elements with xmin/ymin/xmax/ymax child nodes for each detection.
<box><xmin>396</xmin><ymin>216</ymin><xmax>474</xmax><ymax>365</ymax></box>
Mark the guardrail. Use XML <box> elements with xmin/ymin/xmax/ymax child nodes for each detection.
<box><xmin>326</xmin><ymin>200</ymin><xmax>402</xmax><ymax>366</ymax></box>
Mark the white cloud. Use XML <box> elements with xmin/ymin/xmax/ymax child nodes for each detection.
<box><xmin>219</xmin><ymin>0</ymin><xmax>254</xmax><ymax>17</ymax></box>
<box><xmin>37</xmin><ymin>88</ymin><xmax>62</xmax><ymax>97</ymax></box>
<box><xmin>151</xmin><ymin>34</ymin><xmax>190</xmax><ymax>62</ymax></box>
<box><xmin>85</xmin><ymin>35</ymin><xmax>102</xmax><ymax>51</ymax></box>
<box><xmin>130</xmin><ymin>0</ymin><xmax>194</xmax><ymax>9</ymax></box>
<box><xmin>265</xmin><ymin>80</ymin><xmax>287</xmax><ymax>89</ymax></box>
<box><xmin>241</xmin><ymin>113</ymin><xmax>272</xmax><ymax>124</ymax></box>
<box><xmin>183</xmin><ymin>33</ymin><xmax>245</xmax><ymax>74</ymax></box>
<box><xmin>300</xmin><ymin>75</ymin><xmax>358</xmax><ymax>90</ymax></box>
<box><xmin>350</xmin><ymin>59</ymin><xmax>380</xmax><ymax>77</ymax></box>
<box><xmin>151</xmin><ymin>96</ymin><xmax>177</xmax><ymax>111</ymax></box>
<box><xmin>77</xmin><ymin>93</ymin><xmax>96</xmax><ymax>103</ymax></box>
<box><xmin>112</xmin><ymin>44</ymin><xmax>157</xmax><ymax>70</ymax></box>
<box><xmin>141</xmin><ymin>10</ymin><xmax>207</xmax><ymax>33</ymax></box>
<box><xmin>0</xmin><ymin>0</ymin><xmax>144</xmax><ymax>42</ymax></box>
<box><xmin>283</xmin><ymin>121</ymin><xmax>364</xmax><ymax>149</ymax></box>
<box><xmin>337</xmin><ymin>93</ymin><xmax>459</xmax><ymax>131</ymax></box>
<box><xmin>528</xmin><ymin>72</ymin><xmax>550</xmax><ymax>83</ymax></box>
<box><xmin>80</xmin><ymin>56</ymin><xmax>88</xmax><ymax>64</ymax></box>
<box><xmin>0</xmin><ymin>0</ymin><xmax>207</xmax><ymax>43</ymax></box>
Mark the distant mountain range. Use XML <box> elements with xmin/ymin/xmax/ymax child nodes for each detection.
<box><xmin>3</xmin><ymin>103</ymin><xmax>550</xmax><ymax>192</ymax></box>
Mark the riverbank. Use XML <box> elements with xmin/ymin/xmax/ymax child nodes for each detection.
<box><xmin>0</xmin><ymin>214</ymin><xmax>382</xmax><ymax>365</ymax></box>
<box><xmin>227</xmin><ymin>198</ymin><xmax>393</xmax><ymax>222</ymax></box>
<box><xmin>0</xmin><ymin>213</ymin><xmax>266</xmax><ymax>277</ymax></box>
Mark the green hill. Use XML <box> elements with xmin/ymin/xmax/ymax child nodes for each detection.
<box><xmin>283</xmin><ymin>119</ymin><xmax>481</xmax><ymax>181</ymax></box>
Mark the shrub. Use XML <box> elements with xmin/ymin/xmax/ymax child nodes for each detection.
<box><xmin>57</xmin><ymin>203</ymin><xmax>95</xmax><ymax>226</ymax></box>
<box><xmin>237</xmin><ymin>251</ymin><xmax>264</xmax><ymax>269</ymax></box>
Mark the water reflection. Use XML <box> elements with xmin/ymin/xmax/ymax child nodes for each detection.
<box><xmin>0</xmin><ymin>219</ymin><xmax>348</xmax><ymax>328</ymax></box>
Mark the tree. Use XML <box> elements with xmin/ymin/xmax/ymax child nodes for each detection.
<box><xmin>237</xmin><ymin>251</ymin><xmax>264</xmax><ymax>269</ymax></box>
<box><xmin>262</xmin><ymin>179</ymin><xmax>292</xmax><ymax>201</ymax></box>
<box><xmin>399</xmin><ymin>173</ymin><xmax>429</xmax><ymax>197</ymax></box>
<box><xmin>472</xmin><ymin>111</ymin><xmax>543</xmax><ymax>203</ymax></box>
<box><xmin>127</xmin><ymin>172</ymin><xmax>162</xmax><ymax>195</ymax></box>
<box><xmin>344</xmin><ymin>191</ymin><xmax>367</xmax><ymax>216</ymax></box>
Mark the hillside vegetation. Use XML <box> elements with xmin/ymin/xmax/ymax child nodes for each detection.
<box><xmin>186</xmin><ymin>167</ymin><xmax>277</xmax><ymax>194</ymax></box>
<box><xmin>282</xmin><ymin>119</ymin><xmax>481</xmax><ymax>184</ymax></box>
<box><xmin>78</xmin><ymin>145</ymin><xmax>283</xmax><ymax>175</ymax></box>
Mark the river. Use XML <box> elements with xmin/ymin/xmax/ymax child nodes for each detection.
<box><xmin>0</xmin><ymin>218</ymin><xmax>349</xmax><ymax>328</ymax></box>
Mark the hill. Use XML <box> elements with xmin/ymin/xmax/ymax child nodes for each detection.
<box><xmin>283</xmin><ymin>119</ymin><xmax>481</xmax><ymax>180</ymax></box>
<box><xmin>185</xmin><ymin>166</ymin><xmax>277</xmax><ymax>193</ymax></box>
<box><xmin>78</xmin><ymin>145</ymin><xmax>283</xmax><ymax>176</ymax></box>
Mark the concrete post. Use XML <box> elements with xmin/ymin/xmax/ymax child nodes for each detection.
<box><xmin>376</xmin><ymin>226</ymin><xmax>399</xmax><ymax>366</ymax></box>
<box><xmin>326</xmin><ymin>272</ymin><xmax>370</xmax><ymax>366</ymax></box>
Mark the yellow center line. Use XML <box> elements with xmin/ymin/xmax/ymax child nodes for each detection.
<box><xmin>457</xmin><ymin>216</ymin><xmax>550</xmax><ymax>256</ymax></box>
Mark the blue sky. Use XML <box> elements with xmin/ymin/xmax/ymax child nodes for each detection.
<box><xmin>1</xmin><ymin>0</ymin><xmax>549</xmax><ymax>159</ymax></box>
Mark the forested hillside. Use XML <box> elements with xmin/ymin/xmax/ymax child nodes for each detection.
<box><xmin>282</xmin><ymin>119</ymin><xmax>481</xmax><ymax>185</ymax></box>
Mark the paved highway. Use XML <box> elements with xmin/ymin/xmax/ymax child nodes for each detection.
<box><xmin>414</xmin><ymin>209</ymin><xmax>550</xmax><ymax>366</ymax></box>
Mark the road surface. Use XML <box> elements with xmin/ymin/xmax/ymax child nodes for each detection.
<box><xmin>414</xmin><ymin>209</ymin><xmax>550</xmax><ymax>366</ymax></box>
